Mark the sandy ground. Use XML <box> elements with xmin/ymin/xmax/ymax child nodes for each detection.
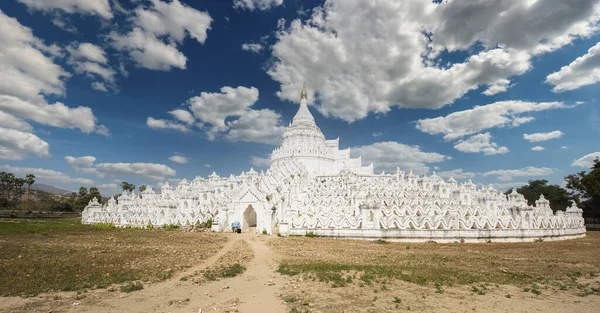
<box><xmin>2</xmin><ymin>233</ymin><xmax>600</xmax><ymax>313</ymax></box>
<box><xmin>1</xmin><ymin>233</ymin><xmax>285</xmax><ymax>313</ymax></box>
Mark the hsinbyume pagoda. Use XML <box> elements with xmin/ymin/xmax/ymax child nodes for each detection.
<box><xmin>82</xmin><ymin>86</ymin><xmax>585</xmax><ymax>242</ymax></box>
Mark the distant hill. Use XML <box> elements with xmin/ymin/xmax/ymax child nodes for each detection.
<box><xmin>31</xmin><ymin>184</ymin><xmax>74</xmax><ymax>196</ymax></box>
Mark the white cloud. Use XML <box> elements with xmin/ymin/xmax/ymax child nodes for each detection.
<box><xmin>250</xmin><ymin>156</ymin><xmax>271</xmax><ymax>168</ymax></box>
<box><xmin>547</xmin><ymin>41</ymin><xmax>600</xmax><ymax>92</ymax></box>
<box><xmin>65</xmin><ymin>156</ymin><xmax>96</xmax><ymax>169</ymax></box>
<box><xmin>531</xmin><ymin>146</ymin><xmax>545</xmax><ymax>151</ymax></box>
<box><xmin>0</xmin><ymin>127</ymin><xmax>50</xmax><ymax>160</ymax></box>
<box><xmin>416</xmin><ymin>101</ymin><xmax>572</xmax><ymax>140</ymax></box>
<box><xmin>453</xmin><ymin>132</ymin><xmax>509</xmax><ymax>155</ymax></box>
<box><xmin>492</xmin><ymin>181</ymin><xmax>528</xmax><ymax>192</ymax></box>
<box><xmin>482</xmin><ymin>79</ymin><xmax>513</xmax><ymax>96</ymax></box>
<box><xmin>234</xmin><ymin>0</ymin><xmax>284</xmax><ymax>11</ymax></box>
<box><xmin>0</xmin><ymin>111</ymin><xmax>32</xmax><ymax>132</ymax></box>
<box><xmin>168</xmin><ymin>109</ymin><xmax>195</xmax><ymax>125</ymax></box>
<box><xmin>0</xmin><ymin>11</ymin><xmax>106</xmax><ymax>137</ymax></box>
<box><xmin>572</xmin><ymin>152</ymin><xmax>600</xmax><ymax>168</ymax></box>
<box><xmin>0</xmin><ymin>95</ymin><xmax>98</xmax><ymax>134</ymax></box>
<box><xmin>0</xmin><ymin>165</ymin><xmax>94</xmax><ymax>186</ymax></box>
<box><xmin>482</xmin><ymin>167</ymin><xmax>555</xmax><ymax>181</ymax></box>
<box><xmin>67</xmin><ymin>43</ymin><xmax>116</xmax><ymax>91</ymax></box>
<box><xmin>561</xmin><ymin>146</ymin><xmax>569</xmax><ymax>149</ymax></box>
<box><xmin>188</xmin><ymin>86</ymin><xmax>259</xmax><ymax>134</ymax></box>
<box><xmin>0</xmin><ymin>10</ymin><xmax>67</xmax><ymax>102</ymax></box>
<box><xmin>95</xmin><ymin>162</ymin><xmax>176</xmax><ymax>181</ymax></box>
<box><xmin>149</xmin><ymin>86</ymin><xmax>283</xmax><ymax>144</ymax></box>
<box><xmin>436</xmin><ymin>169</ymin><xmax>477</xmax><ymax>181</ymax></box>
<box><xmin>523</xmin><ymin>130</ymin><xmax>564</xmax><ymax>142</ymax></box>
<box><xmin>241</xmin><ymin>43</ymin><xmax>264</xmax><ymax>54</ymax></box>
<box><xmin>146</xmin><ymin>117</ymin><xmax>190</xmax><ymax>133</ymax></box>
<box><xmin>108</xmin><ymin>0</ymin><xmax>212</xmax><ymax>71</ymax></box>
<box><xmin>372</xmin><ymin>132</ymin><xmax>383</xmax><ymax>137</ymax></box>
<box><xmin>267</xmin><ymin>0</ymin><xmax>600</xmax><ymax>122</ymax></box>
<box><xmin>95</xmin><ymin>125</ymin><xmax>111</xmax><ymax>137</ymax></box>
<box><xmin>91</xmin><ymin>82</ymin><xmax>108</xmax><ymax>92</ymax></box>
<box><xmin>66</xmin><ymin>42</ymin><xmax>107</xmax><ymax>64</ymax></box>
<box><xmin>169</xmin><ymin>155</ymin><xmax>189</xmax><ymax>164</ymax></box>
<box><xmin>203</xmin><ymin>163</ymin><xmax>212</xmax><ymax>168</ymax></box>
<box><xmin>225</xmin><ymin>109</ymin><xmax>286</xmax><ymax>145</ymax></box>
<box><xmin>350</xmin><ymin>141</ymin><xmax>450</xmax><ymax>174</ymax></box>
<box><xmin>17</xmin><ymin>0</ymin><xmax>113</xmax><ymax>19</ymax></box>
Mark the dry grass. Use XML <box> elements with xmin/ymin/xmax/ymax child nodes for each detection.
<box><xmin>0</xmin><ymin>218</ymin><xmax>227</xmax><ymax>296</ymax></box>
<box><xmin>271</xmin><ymin>232</ymin><xmax>600</xmax><ymax>290</ymax></box>
<box><xmin>272</xmin><ymin>233</ymin><xmax>600</xmax><ymax>313</ymax></box>
<box><xmin>193</xmin><ymin>239</ymin><xmax>254</xmax><ymax>283</ymax></box>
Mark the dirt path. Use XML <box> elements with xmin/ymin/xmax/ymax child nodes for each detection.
<box><xmin>1</xmin><ymin>233</ymin><xmax>287</xmax><ymax>313</ymax></box>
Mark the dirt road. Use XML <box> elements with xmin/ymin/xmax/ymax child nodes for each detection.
<box><xmin>2</xmin><ymin>233</ymin><xmax>286</xmax><ymax>313</ymax></box>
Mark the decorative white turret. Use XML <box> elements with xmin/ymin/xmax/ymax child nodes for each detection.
<box><xmin>270</xmin><ymin>84</ymin><xmax>372</xmax><ymax>176</ymax></box>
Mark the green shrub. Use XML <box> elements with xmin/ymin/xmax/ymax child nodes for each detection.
<box><xmin>161</xmin><ymin>224</ymin><xmax>179</xmax><ymax>231</ymax></box>
<box><xmin>120</xmin><ymin>281</ymin><xmax>143</xmax><ymax>293</ymax></box>
<box><xmin>94</xmin><ymin>222</ymin><xmax>116</xmax><ymax>229</ymax></box>
<box><xmin>305</xmin><ymin>231</ymin><xmax>315</xmax><ymax>238</ymax></box>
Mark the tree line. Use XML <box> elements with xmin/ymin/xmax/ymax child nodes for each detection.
<box><xmin>0</xmin><ymin>171</ymin><xmax>105</xmax><ymax>212</ymax></box>
<box><xmin>505</xmin><ymin>158</ymin><xmax>599</xmax><ymax>217</ymax></box>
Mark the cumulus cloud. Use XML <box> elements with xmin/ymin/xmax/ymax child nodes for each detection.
<box><xmin>0</xmin><ymin>11</ymin><xmax>106</xmax><ymax>137</ymax></box>
<box><xmin>250</xmin><ymin>156</ymin><xmax>271</xmax><ymax>168</ymax></box>
<box><xmin>234</xmin><ymin>0</ymin><xmax>284</xmax><ymax>11</ymax></box>
<box><xmin>523</xmin><ymin>130</ymin><xmax>564</xmax><ymax>142</ymax></box>
<box><xmin>0</xmin><ymin>10</ymin><xmax>67</xmax><ymax>102</ymax></box>
<box><xmin>416</xmin><ymin>101</ymin><xmax>572</xmax><ymax>141</ymax></box>
<box><xmin>435</xmin><ymin>169</ymin><xmax>477</xmax><ymax>181</ymax></box>
<box><xmin>350</xmin><ymin>141</ymin><xmax>450</xmax><ymax>174</ymax></box>
<box><xmin>147</xmin><ymin>117</ymin><xmax>190</xmax><ymax>133</ymax></box>
<box><xmin>65</xmin><ymin>156</ymin><xmax>96</xmax><ymax>168</ymax></box>
<box><xmin>0</xmin><ymin>127</ymin><xmax>50</xmax><ymax>160</ymax></box>
<box><xmin>67</xmin><ymin>42</ymin><xmax>115</xmax><ymax>91</ymax></box>
<box><xmin>531</xmin><ymin>146</ymin><xmax>545</xmax><ymax>151</ymax></box>
<box><xmin>241</xmin><ymin>43</ymin><xmax>263</xmax><ymax>54</ymax></box>
<box><xmin>169</xmin><ymin>155</ymin><xmax>189</xmax><ymax>164</ymax></box>
<box><xmin>453</xmin><ymin>133</ymin><xmax>509</xmax><ymax>155</ymax></box>
<box><xmin>492</xmin><ymin>181</ymin><xmax>528</xmax><ymax>192</ymax></box>
<box><xmin>95</xmin><ymin>162</ymin><xmax>176</xmax><ymax>181</ymax></box>
<box><xmin>149</xmin><ymin>86</ymin><xmax>284</xmax><ymax>144</ymax></box>
<box><xmin>547</xmin><ymin>42</ymin><xmax>600</xmax><ymax>92</ymax></box>
<box><xmin>482</xmin><ymin>167</ymin><xmax>555</xmax><ymax>181</ymax></box>
<box><xmin>188</xmin><ymin>86</ymin><xmax>259</xmax><ymax>133</ymax></box>
<box><xmin>572</xmin><ymin>152</ymin><xmax>600</xmax><ymax>168</ymax></box>
<box><xmin>0</xmin><ymin>165</ymin><xmax>94</xmax><ymax>186</ymax></box>
<box><xmin>66</xmin><ymin>42</ymin><xmax>107</xmax><ymax>64</ymax></box>
<box><xmin>108</xmin><ymin>0</ymin><xmax>212</xmax><ymax>71</ymax></box>
<box><xmin>168</xmin><ymin>109</ymin><xmax>195</xmax><ymax>125</ymax></box>
<box><xmin>226</xmin><ymin>109</ymin><xmax>286</xmax><ymax>145</ymax></box>
<box><xmin>0</xmin><ymin>111</ymin><xmax>32</xmax><ymax>132</ymax></box>
<box><xmin>17</xmin><ymin>0</ymin><xmax>113</xmax><ymax>19</ymax></box>
<box><xmin>267</xmin><ymin>0</ymin><xmax>600</xmax><ymax>122</ymax></box>
<box><xmin>0</xmin><ymin>95</ymin><xmax>98</xmax><ymax>134</ymax></box>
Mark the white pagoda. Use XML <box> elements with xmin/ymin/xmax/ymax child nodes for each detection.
<box><xmin>82</xmin><ymin>86</ymin><xmax>586</xmax><ymax>242</ymax></box>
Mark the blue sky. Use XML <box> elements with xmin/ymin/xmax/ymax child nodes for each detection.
<box><xmin>1</xmin><ymin>0</ymin><xmax>600</xmax><ymax>195</ymax></box>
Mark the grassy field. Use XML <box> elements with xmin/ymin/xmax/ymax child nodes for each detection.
<box><xmin>271</xmin><ymin>233</ymin><xmax>600</xmax><ymax>291</ymax></box>
<box><xmin>0</xmin><ymin>218</ymin><xmax>227</xmax><ymax>297</ymax></box>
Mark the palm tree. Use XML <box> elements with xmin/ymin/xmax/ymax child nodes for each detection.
<box><xmin>14</xmin><ymin>178</ymin><xmax>25</xmax><ymax>202</ymax></box>
<box><xmin>25</xmin><ymin>174</ymin><xmax>35</xmax><ymax>200</ymax></box>
<box><xmin>139</xmin><ymin>185</ymin><xmax>146</xmax><ymax>193</ymax></box>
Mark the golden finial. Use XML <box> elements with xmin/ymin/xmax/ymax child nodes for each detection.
<box><xmin>301</xmin><ymin>81</ymin><xmax>307</xmax><ymax>100</ymax></box>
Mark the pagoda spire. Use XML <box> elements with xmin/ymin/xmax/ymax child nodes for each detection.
<box><xmin>301</xmin><ymin>81</ymin><xmax>307</xmax><ymax>100</ymax></box>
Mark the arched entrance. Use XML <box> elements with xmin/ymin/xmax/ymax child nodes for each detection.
<box><xmin>243</xmin><ymin>204</ymin><xmax>257</xmax><ymax>232</ymax></box>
